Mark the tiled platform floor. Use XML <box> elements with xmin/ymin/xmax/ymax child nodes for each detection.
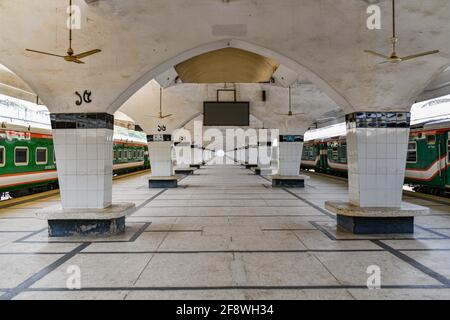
<box><xmin>0</xmin><ymin>165</ymin><xmax>450</xmax><ymax>300</ymax></box>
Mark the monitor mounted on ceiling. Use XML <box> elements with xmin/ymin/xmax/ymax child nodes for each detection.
<box><xmin>203</xmin><ymin>101</ymin><xmax>250</xmax><ymax>126</ymax></box>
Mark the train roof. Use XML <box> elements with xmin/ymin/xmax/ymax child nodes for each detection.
<box><xmin>411</xmin><ymin>118</ymin><xmax>450</xmax><ymax>132</ymax></box>
<box><xmin>0</xmin><ymin>121</ymin><xmax>52</xmax><ymax>135</ymax></box>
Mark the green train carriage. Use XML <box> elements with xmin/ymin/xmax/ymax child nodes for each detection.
<box><xmin>1</xmin><ymin>122</ymin><xmax>150</xmax><ymax>198</ymax></box>
<box><xmin>405</xmin><ymin>120</ymin><xmax>450</xmax><ymax>196</ymax></box>
<box><xmin>301</xmin><ymin>119</ymin><xmax>450</xmax><ymax>197</ymax></box>
<box><xmin>302</xmin><ymin>137</ymin><xmax>348</xmax><ymax>176</ymax></box>
<box><xmin>0</xmin><ymin>123</ymin><xmax>58</xmax><ymax>197</ymax></box>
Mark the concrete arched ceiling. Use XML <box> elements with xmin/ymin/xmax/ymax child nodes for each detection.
<box><xmin>0</xmin><ymin>64</ymin><xmax>39</xmax><ymax>103</ymax></box>
<box><xmin>1</xmin><ymin>0</ymin><xmax>449</xmax><ymax>115</ymax></box>
<box><xmin>175</xmin><ymin>48</ymin><xmax>279</xmax><ymax>84</ymax></box>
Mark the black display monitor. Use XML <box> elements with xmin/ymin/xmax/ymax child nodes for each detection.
<box><xmin>203</xmin><ymin>102</ymin><xmax>250</xmax><ymax>126</ymax></box>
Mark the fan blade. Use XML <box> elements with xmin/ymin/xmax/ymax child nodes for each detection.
<box><xmin>274</xmin><ymin>112</ymin><xmax>287</xmax><ymax>116</ymax></box>
<box><xmin>364</xmin><ymin>50</ymin><xmax>390</xmax><ymax>59</ymax></box>
<box><xmin>160</xmin><ymin>114</ymin><xmax>173</xmax><ymax>119</ymax></box>
<box><xmin>72</xmin><ymin>59</ymin><xmax>85</xmax><ymax>64</ymax></box>
<box><xmin>26</xmin><ymin>49</ymin><xmax>65</xmax><ymax>58</ymax></box>
<box><xmin>400</xmin><ymin>50</ymin><xmax>440</xmax><ymax>61</ymax></box>
<box><xmin>73</xmin><ymin>49</ymin><xmax>102</xmax><ymax>59</ymax></box>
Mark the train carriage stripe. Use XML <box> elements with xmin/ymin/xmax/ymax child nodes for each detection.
<box><xmin>0</xmin><ymin>171</ymin><xmax>58</xmax><ymax>188</ymax></box>
<box><xmin>327</xmin><ymin>159</ymin><xmax>348</xmax><ymax>171</ymax></box>
<box><xmin>405</xmin><ymin>156</ymin><xmax>449</xmax><ymax>181</ymax></box>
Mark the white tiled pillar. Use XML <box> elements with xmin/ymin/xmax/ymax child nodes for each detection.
<box><xmin>51</xmin><ymin>113</ymin><xmax>114</xmax><ymax>209</ymax></box>
<box><xmin>247</xmin><ymin>145</ymin><xmax>258</xmax><ymax>165</ymax></box>
<box><xmin>346</xmin><ymin>112</ymin><xmax>411</xmax><ymax>208</ymax></box>
<box><xmin>191</xmin><ymin>145</ymin><xmax>203</xmax><ymax>165</ymax></box>
<box><xmin>237</xmin><ymin>148</ymin><xmax>244</xmax><ymax>164</ymax></box>
<box><xmin>278</xmin><ymin>135</ymin><xmax>304</xmax><ymax>176</ymax></box>
<box><xmin>258</xmin><ymin>142</ymin><xmax>272</xmax><ymax>168</ymax></box>
<box><xmin>148</xmin><ymin>134</ymin><xmax>174</xmax><ymax>177</ymax></box>
<box><xmin>271</xmin><ymin>145</ymin><xmax>279</xmax><ymax>170</ymax></box>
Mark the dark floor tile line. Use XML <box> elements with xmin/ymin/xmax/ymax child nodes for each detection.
<box><xmin>282</xmin><ymin>189</ymin><xmax>336</xmax><ymax>219</ymax></box>
<box><xmin>144</xmin><ymin>230</ymin><xmax>202</xmax><ymax>233</ymax></box>
<box><xmin>261</xmin><ymin>228</ymin><xmax>317</xmax><ymax>232</ymax></box>
<box><xmin>144</xmin><ymin>206</ymin><xmax>311</xmax><ymax>208</ymax></box>
<box><xmin>256</xmin><ymin>174</ymin><xmax>337</xmax><ymax>219</ymax></box>
<box><xmin>372</xmin><ymin>240</ymin><xmax>450</xmax><ymax>286</ymax></box>
<box><xmin>133</xmin><ymin>189</ymin><xmax>169</xmax><ymax>212</ymax></box>
<box><xmin>153</xmin><ymin>198</ymin><xmax>298</xmax><ymax>200</ymax></box>
<box><xmin>309</xmin><ymin>221</ymin><xmax>338</xmax><ymax>241</ymax></box>
<box><xmin>128</xmin><ymin>222</ymin><xmax>152</xmax><ymax>242</ymax></box>
<box><xmin>8</xmin><ymin>247</ymin><xmax>450</xmax><ymax>255</ymax></box>
<box><xmin>20</xmin><ymin>284</ymin><xmax>450</xmax><ymax>292</ymax></box>
<box><xmin>309</xmin><ymin>221</ymin><xmax>444</xmax><ymax>242</ymax></box>
<box><xmin>0</xmin><ymin>252</ymin><xmax>70</xmax><ymax>255</ymax></box>
<box><xmin>78</xmin><ymin>249</ymin><xmax>387</xmax><ymax>255</ymax></box>
<box><xmin>14</xmin><ymin>228</ymin><xmax>48</xmax><ymax>243</ymax></box>
<box><xmin>131</xmin><ymin>215</ymin><xmax>325</xmax><ymax>218</ymax></box>
<box><xmin>415</xmin><ymin>225</ymin><xmax>450</xmax><ymax>239</ymax></box>
<box><xmin>17</xmin><ymin>187</ymin><xmax>164</xmax><ymax>245</ymax></box>
<box><xmin>0</xmin><ymin>242</ymin><xmax>91</xmax><ymax>300</ymax></box>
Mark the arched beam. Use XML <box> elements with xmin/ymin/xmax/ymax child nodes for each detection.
<box><xmin>106</xmin><ymin>39</ymin><xmax>354</xmax><ymax>115</ymax></box>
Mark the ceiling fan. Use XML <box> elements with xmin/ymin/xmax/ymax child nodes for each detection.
<box><xmin>145</xmin><ymin>87</ymin><xmax>173</xmax><ymax>119</ymax></box>
<box><xmin>26</xmin><ymin>0</ymin><xmax>101</xmax><ymax>64</ymax></box>
<box><xmin>274</xmin><ymin>86</ymin><xmax>305</xmax><ymax>116</ymax></box>
<box><xmin>364</xmin><ymin>0</ymin><xmax>439</xmax><ymax>64</ymax></box>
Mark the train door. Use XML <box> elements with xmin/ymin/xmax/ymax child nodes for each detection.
<box><xmin>432</xmin><ymin>133</ymin><xmax>447</xmax><ymax>188</ymax></box>
<box><xmin>319</xmin><ymin>142</ymin><xmax>328</xmax><ymax>171</ymax></box>
<box><xmin>446</xmin><ymin>132</ymin><xmax>450</xmax><ymax>192</ymax></box>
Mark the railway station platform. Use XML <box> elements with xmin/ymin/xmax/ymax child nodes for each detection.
<box><xmin>1</xmin><ymin>165</ymin><xmax>450</xmax><ymax>300</ymax></box>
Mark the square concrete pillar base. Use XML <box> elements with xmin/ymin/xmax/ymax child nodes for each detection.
<box><xmin>175</xmin><ymin>168</ymin><xmax>195</xmax><ymax>175</ymax></box>
<box><xmin>255</xmin><ymin>167</ymin><xmax>273</xmax><ymax>176</ymax></box>
<box><xmin>190</xmin><ymin>164</ymin><xmax>201</xmax><ymax>169</ymax></box>
<box><xmin>272</xmin><ymin>175</ymin><xmax>309</xmax><ymax>188</ymax></box>
<box><xmin>148</xmin><ymin>176</ymin><xmax>178</xmax><ymax>188</ymax></box>
<box><xmin>325</xmin><ymin>201</ymin><xmax>429</xmax><ymax>234</ymax></box>
<box><xmin>37</xmin><ymin>203</ymin><xmax>136</xmax><ymax>237</ymax></box>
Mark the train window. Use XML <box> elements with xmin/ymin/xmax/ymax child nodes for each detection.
<box><xmin>407</xmin><ymin>141</ymin><xmax>417</xmax><ymax>163</ymax></box>
<box><xmin>36</xmin><ymin>148</ymin><xmax>48</xmax><ymax>165</ymax></box>
<box><xmin>14</xmin><ymin>147</ymin><xmax>29</xmax><ymax>166</ymax></box>
<box><xmin>53</xmin><ymin>149</ymin><xmax>56</xmax><ymax>164</ymax></box>
<box><xmin>119</xmin><ymin>150</ymin><xmax>123</xmax><ymax>160</ymax></box>
<box><xmin>427</xmin><ymin>135</ymin><xmax>436</xmax><ymax>145</ymax></box>
<box><xmin>332</xmin><ymin>143</ymin><xmax>339</xmax><ymax>158</ymax></box>
<box><xmin>113</xmin><ymin>150</ymin><xmax>116</xmax><ymax>160</ymax></box>
<box><xmin>0</xmin><ymin>146</ymin><xmax>5</xmax><ymax>167</ymax></box>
